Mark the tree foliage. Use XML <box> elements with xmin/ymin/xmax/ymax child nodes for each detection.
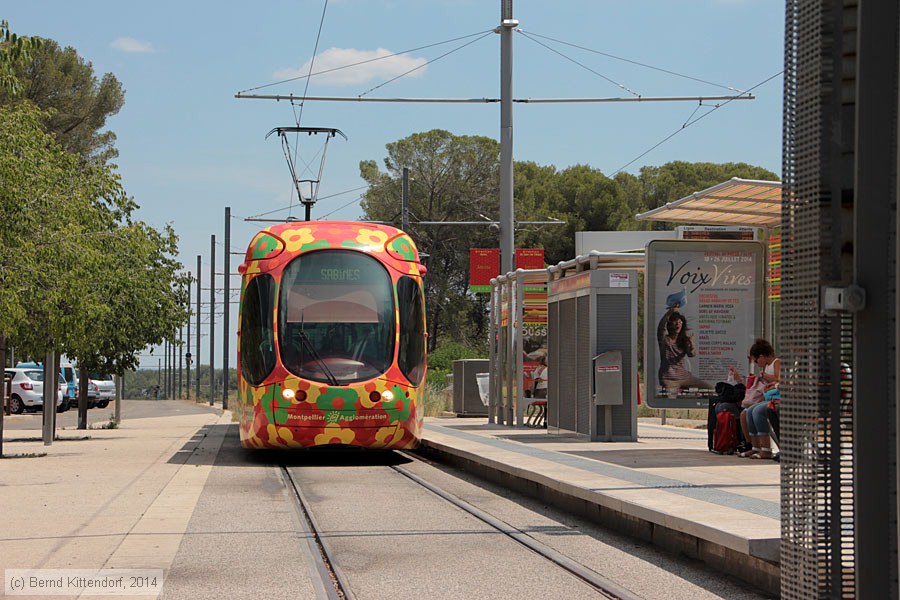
<box><xmin>0</xmin><ymin>37</ymin><xmax>124</xmax><ymax>164</ymax></box>
<box><xmin>0</xmin><ymin>20</ymin><xmax>42</xmax><ymax>96</ymax></box>
<box><xmin>1</xmin><ymin>94</ymin><xmax>187</xmax><ymax>377</ymax></box>
<box><xmin>360</xmin><ymin>130</ymin><xmax>501</xmax><ymax>350</ymax></box>
<box><xmin>360</xmin><ymin>130</ymin><xmax>779</xmax><ymax>352</ymax></box>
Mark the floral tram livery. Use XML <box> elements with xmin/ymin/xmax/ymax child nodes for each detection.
<box><xmin>237</xmin><ymin>222</ymin><xmax>427</xmax><ymax>449</ymax></box>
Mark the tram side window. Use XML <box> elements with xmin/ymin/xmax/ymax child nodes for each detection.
<box><xmin>240</xmin><ymin>274</ymin><xmax>276</xmax><ymax>386</ymax></box>
<box><xmin>397</xmin><ymin>276</ymin><xmax>426</xmax><ymax>386</ymax></box>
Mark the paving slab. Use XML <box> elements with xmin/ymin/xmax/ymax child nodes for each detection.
<box><xmin>420</xmin><ymin>417</ymin><xmax>781</xmax><ymax>594</ymax></box>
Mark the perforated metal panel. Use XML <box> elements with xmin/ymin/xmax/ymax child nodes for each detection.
<box><xmin>557</xmin><ymin>298</ymin><xmax>577</xmax><ymax>432</ymax></box>
<box><xmin>548</xmin><ymin>301</ymin><xmax>559</xmax><ymax>429</ymax></box>
<box><xmin>594</xmin><ymin>295</ymin><xmax>635</xmax><ymax>438</ymax></box>
<box><xmin>780</xmin><ymin>0</ymin><xmax>859</xmax><ymax>596</ymax></box>
<box><xmin>576</xmin><ymin>295</ymin><xmax>591</xmax><ymax>435</ymax></box>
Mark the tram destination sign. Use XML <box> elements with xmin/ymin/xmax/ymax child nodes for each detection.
<box><xmin>644</xmin><ymin>239</ymin><xmax>766</xmax><ymax>408</ymax></box>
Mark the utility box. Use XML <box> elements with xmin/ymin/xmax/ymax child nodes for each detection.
<box><xmin>547</xmin><ymin>259</ymin><xmax>638</xmax><ymax>441</ymax></box>
<box><xmin>452</xmin><ymin>359</ymin><xmax>490</xmax><ymax>416</ymax></box>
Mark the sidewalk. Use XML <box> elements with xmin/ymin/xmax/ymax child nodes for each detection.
<box><xmin>0</xmin><ymin>400</ymin><xmax>325</xmax><ymax>599</ymax></box>
<box><xmin>419</xmin><ymin>416</ymin><xmax>781</xmax><ymax>595</ymax></box>
<box><xmin>0</xmin><ymin>402</ymin><xmax>228</xmax><ymax>598</ymax></box>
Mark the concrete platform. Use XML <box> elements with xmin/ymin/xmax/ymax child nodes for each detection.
<box><xmin>419</xmin><ymin>417</ymin><xmax>781</xmax><ymax>595</ymax></box>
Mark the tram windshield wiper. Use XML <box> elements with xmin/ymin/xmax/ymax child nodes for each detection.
<box><xmin>298</xmin><ymin>314</ymin><xmax>338</xmax><ymax>386</ymax></box>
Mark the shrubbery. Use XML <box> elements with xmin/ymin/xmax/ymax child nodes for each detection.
<box><xmin>426</xmin><ymin>341</ymin><xmax>485</xmax><ymax>389</ymax></box>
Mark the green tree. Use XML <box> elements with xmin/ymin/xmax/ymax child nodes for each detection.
<box><xmin>64</xmin><ymin>221</ymin><xmax>191</xmax><ymax>377</ymax></box>
<box><xmin>0</xmin><ymin>102</ymin><xmax>117</xmax><ymax>346</ymax></box>
<box><xmin>0</xmin><ymin>37</ymin><xmax>124</xmax><ymax>164</ymax></box>
<box><xmin>631</xmin><ymin>161</ymin><xmax>779</xmax><ymax>229</ymax></box>
<box><xmin>360</xmin><ymin>129</ymin><xmax>500</xmax><ymax>350</ymax></box>
<box><xmin>0</xmin><ymin>20</ymin><xmax>41</xmax><ymax>96</ymax></box>
<box><xmin>360</xmin><ymin>129</ymin><xmax>780</xmax><ymax>355</ymax></box>
<box><xmin>515</xmin><ymin>162</ymin><xmax>632</xmax><ymax>265</ymax></box>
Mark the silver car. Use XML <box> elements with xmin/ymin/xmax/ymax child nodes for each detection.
<box><xmin>5</xmin><ymin>368</ymin><xmax>68</xmax><ymax>414</ymax></box>
<box><xmin>88</xmin><ymin>373</ymin><xmax>116</xmax><ymax>409</ymax></box>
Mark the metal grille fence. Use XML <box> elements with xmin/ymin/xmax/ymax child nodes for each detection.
<box><xmin>780</xmin><ymin>0</ymin><xmax>857</xmax><ymax>596</ymax></box>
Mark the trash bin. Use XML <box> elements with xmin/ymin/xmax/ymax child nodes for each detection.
<box><xmin>475</xmin><ymin>373</ymin><xmax>490</xmax><ymax>407</ymax></box>
<box><xmin>452</xmin><ymin>359</ymin><xmax>489</xmax><ymax>415</ymax></box>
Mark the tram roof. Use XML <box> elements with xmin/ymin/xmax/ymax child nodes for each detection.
<box><xmin>634</xmin><ymin>178</ymin><xmax>782</xmax><ymax>228</ymax></box>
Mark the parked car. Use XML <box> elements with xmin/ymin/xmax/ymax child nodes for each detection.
<box><xmin>5</xmin><ymin>368</ymin><xmax>68</xmax><ymax>414</ymax></box>
<box><xmin>88</xmin><ymin>373</ymin><xmax>116</xmax><ymax>409</ymax></box>
<box><xmin>61</xmin><ymin>362</ymin><xmax>78</xmax><ymax>408</ymax></box>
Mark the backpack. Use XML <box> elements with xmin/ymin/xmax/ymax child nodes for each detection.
<box><xmin>707</xmin><ymin>381</ymin><xmax>746</xmax><ymax>451</ymax></box>
<box><xmin>712</xmin><ymin>411</ymin><xmax>739</xmax><ymax>454</ymax></box>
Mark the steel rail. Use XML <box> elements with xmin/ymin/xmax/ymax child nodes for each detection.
<box><xmin>394</xmin><ymin>452</ymin><xmax>645</xmax><ymax>600</ymax></box>
<box><xmin>281</xmin><ymin>464</ymin><xmax>354</xmax><ymax>600</ymax></box>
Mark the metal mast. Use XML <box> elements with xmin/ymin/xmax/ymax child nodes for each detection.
<box><xmin>499</xmin><ymin>0</ymin><xmax>517</xmax><ymax>275</ymax></box>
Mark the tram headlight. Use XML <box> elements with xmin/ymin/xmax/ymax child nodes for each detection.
<box><xmin>282</xmin><ymin>388</ymin><xmax>296</xmax><ymax>401</ymax></box>
<box><xmin>382</xmin><ymin>390</ymin><xmax>394</xmax><ymax>401</ymax></box>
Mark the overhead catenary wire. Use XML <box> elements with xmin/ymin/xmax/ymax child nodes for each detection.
<box><xmin>316</xmin><ymin>195</ymin><xmax>365</xmax><ymax>220</ymax></box>
<box><xmin>520</xmin><ymin>30</ymin><xmax>748</xmax><ymax>94</ymax></box>
<box><xmin>246</xmin><ymin>185</ymin><xmax>369</xmax><ymax>220</ymax></box>
<box><xmin>517</xmin><ymin>30</ymin><xmax>640</xmax><ymax>97</ymax></box>
<box><xmin>287</xmin><ymin>0</ymin><xmax>330</xmax><ymax>219</ymax></box>
<box><xmin>236</xmin><ymin>29</ymin><xmax>496</xmax><ymax>94</ymax></box>
<box><xmin>357</xmin><ymin>30</ymin><xmax>495</xmax><ymax>97</ymax></box>
<box><xmin>610</xmin><ymin>70</ymin><xmax>783</xmax><ymax>176</ymax></box>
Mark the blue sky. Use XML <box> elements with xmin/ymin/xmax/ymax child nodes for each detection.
<box><xmin>5</xmin><ymin>0</ymin><xmax>784</xmax><ymax>372</ymax></box>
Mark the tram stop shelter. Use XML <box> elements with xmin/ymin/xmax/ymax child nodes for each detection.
<box><xmin>488</xmin><ymin>252</ymin><xmax>644</xmax><ymax>437</ymax></box>
<box><xmin>488</xmin><ymin>268</ymin><xmax>549</xmax><ymax>427</ymax></box>
<box><xmin>635</xmin><ymin>177</ymin><xmax>783</xmax><ymax>344</ymax></box>
<box><xmin>634</xmin><ymin>178</ymin><xmax>782</xmax><ymax>229</ymax></box>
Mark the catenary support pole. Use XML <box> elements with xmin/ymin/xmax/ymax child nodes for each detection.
<box><xmin>223</xmin><ymin>207</ymin><xmax>230</xmax><ymax>410</ymax></box>
<box><xmin>209</xmin><ymin>235</ymin><xmax>216</xmax><ymax>406</ymax></box>
<box><xmin>163</xmin><ymin>339</ymin><xmax>168</xmax><ymax>398</ymax></box>
<box><xmin>171</xmin><ymin>338</ymin><xmax>176</xmax><ymax>399</ymax></box>
<box><xmin>186</xmin><ymin>277</ymin><xmax>192</xmax><ymax>400</ymax></box>
<box><xmin>402</xmin><ymin>168</ymin><xmax>410</xmax><ymax>231</ymax></box>
<box><xmin>196</xmin><ymin>256</ymin><xmax>202</xmax><ymax>403</ymax></box>
<box><xmin>178</xmin><ymin>326</ymin><xmax>183</xmax><ymax>399</ymax></box>
<box><xmin>499</xmin><ymin>0</ymin><xmax>516</xmax><ymax>276</ymax></box>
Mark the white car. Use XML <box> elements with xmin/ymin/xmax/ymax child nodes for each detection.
<box><xmin>88</xmin><ymin>373</ymin><xmax>116</xmax><ymax>408</ymax></box>
<box><xmin>5</xmin><ymin>368</ymin><xmax>68</xmax><ymax>414</ymax></box>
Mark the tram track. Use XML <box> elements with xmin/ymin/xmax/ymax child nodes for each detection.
<box><xmin>393</xmin><ymin>451</ymin><xmax>641</xmax><ymax>600</ymax></box>
<box><xmin>281</xmin><ymin>451</ymin><xmax>644</xmax><ymax>600</ymax></box>
<box><xmin>281</xmin><ymin>463</ymin><xmax>355</xmax><ymax>600</ymax></box>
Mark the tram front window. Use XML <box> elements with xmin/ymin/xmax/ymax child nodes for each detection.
<box><xmin>279</xmin><ymin>250</ymin><xmax>395</xmax><ymax>384</ymax></box>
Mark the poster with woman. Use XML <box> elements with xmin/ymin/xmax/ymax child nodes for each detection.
<box><xmin>645</xmin><ymin>240</ymin><xmax>766</xmax><ymax>408</ymax></box>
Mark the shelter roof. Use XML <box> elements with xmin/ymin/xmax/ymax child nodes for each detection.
<box><xmin>634</xmin><ymin>178</ymin><xmax>782</xmax><ymax>228</ymax></box>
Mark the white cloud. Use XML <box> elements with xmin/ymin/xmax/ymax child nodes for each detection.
<box><xmin>110</xmin><ymin>37</ymin><xmax>155</xmax><ymax>54</ymax></box>
<box><xmin>273</xmin><ymin>47</ymin><xmax>428</xmax><ymax>86</ymax></box>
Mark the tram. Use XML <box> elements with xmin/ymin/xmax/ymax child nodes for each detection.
<box><xmin>236</xmin><ymin>221</ymin><xmax>427</xmax><ymax>450</ymax></box>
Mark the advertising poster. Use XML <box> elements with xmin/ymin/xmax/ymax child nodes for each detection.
<box><xmin>645</xmin><ymin>240</ymin><xmax>766</xmax><ymax>408</ymax></box>
<box><xmin>469</xmin><ymin>248</ymin><xmax>500</xmax><ymax>293</ymax></box>
<box><xmin>521</xmin><ymin>286</ymin><xmax>548</xmax><ymax>395</ymax></box>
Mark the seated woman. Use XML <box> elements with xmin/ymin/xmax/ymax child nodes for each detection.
<box><xmin>729</xmin><ymin>338</ymin><xmax>780</xmax><ymax>459</ymax></box>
